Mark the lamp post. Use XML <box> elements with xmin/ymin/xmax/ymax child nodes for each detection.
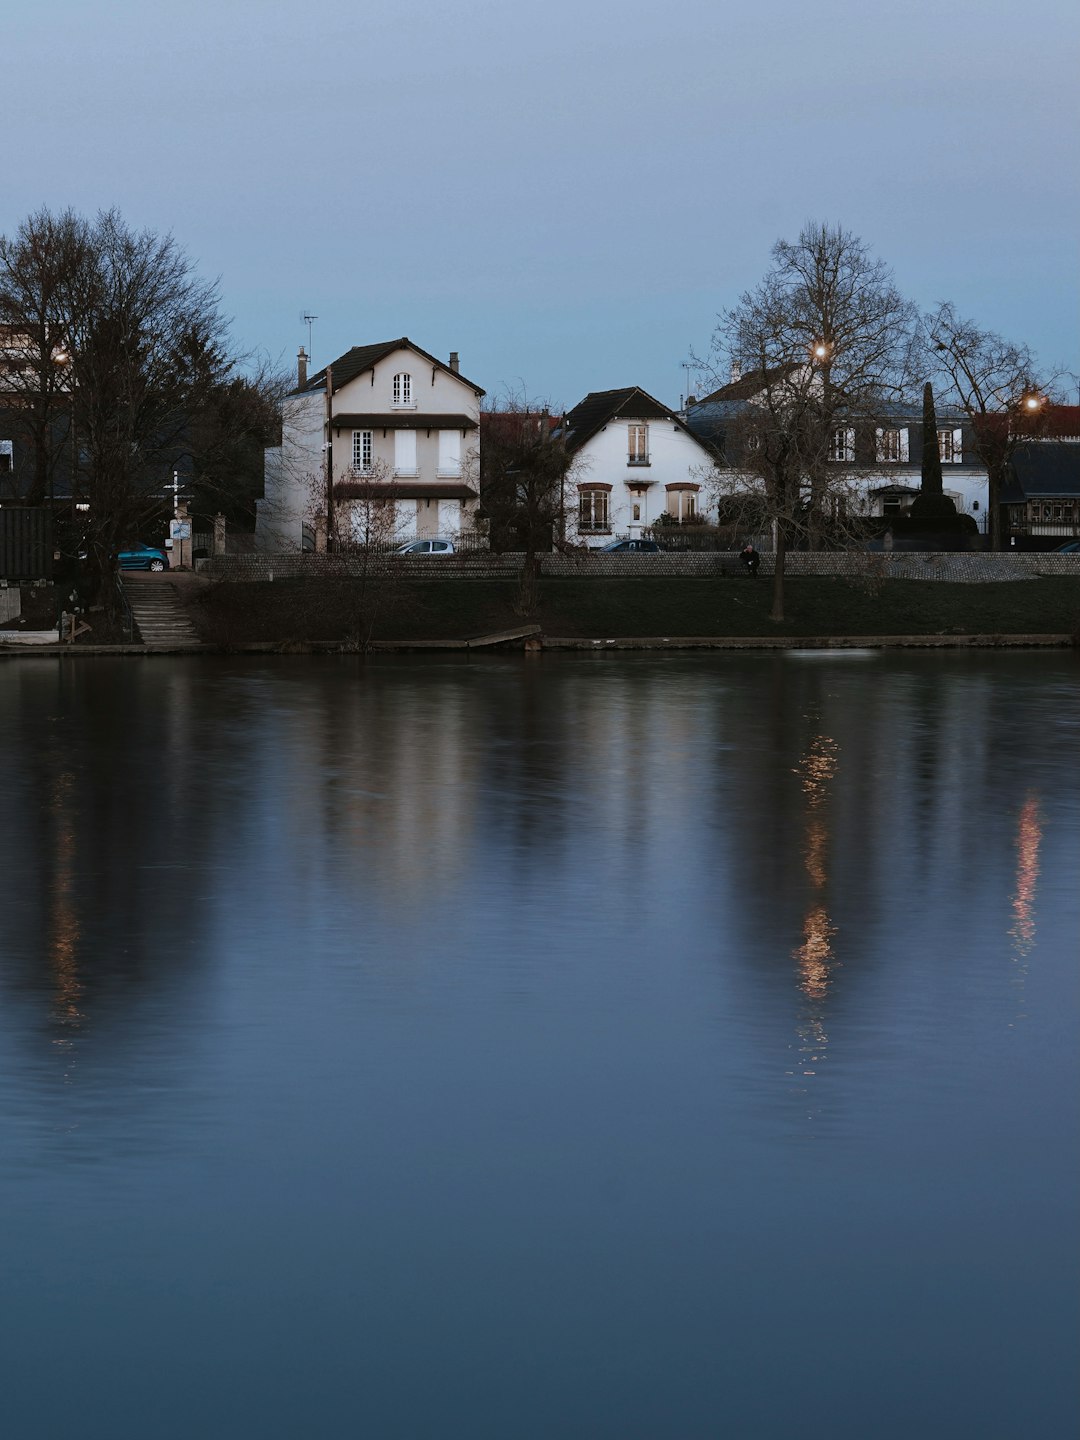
<box><xmin>53</xmin><ymin>347</ymin><xmax>76</xmax><ymax>519</ymax></box>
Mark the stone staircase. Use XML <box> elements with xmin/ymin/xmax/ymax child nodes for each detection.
<box><xmin>122</xmin><ymin>574</ymin><xmax>203</xmax><ymax>648</ymax></box>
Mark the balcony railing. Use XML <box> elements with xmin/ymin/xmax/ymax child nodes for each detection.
<box><xmin>627</xmin><ymin>455</ymin><xmax>651</xmax><ymax>466</ymax></box>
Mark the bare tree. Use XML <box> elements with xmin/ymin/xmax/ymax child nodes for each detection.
<box><xmin>703</xmin><ymin>223</ymin><xmax>917</xmax><ymax>621</ymax></box>
<box><xmin>922</xmin><ymin>302</ymin><xmax>1054</xmax><ymax>549</ymax></box>
<box><xmin>0</xmin><ymin>207</ymin><xmax>238</xmax><ymax>606</ymax></box>
<box><xmin>480</xmin><ymin>392</ymin><xmax>573</xmax><ymax>616</ymax></box>
<box><xmin>0</xmin><ymin>208</ymin><xmax>93</xmax><ymax>505</ymax></box>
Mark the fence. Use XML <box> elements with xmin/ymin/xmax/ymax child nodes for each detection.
<box><xmin>0</xmin><ymin>507</ymin><xmax>52</xmax><ymax>580</ymax></box>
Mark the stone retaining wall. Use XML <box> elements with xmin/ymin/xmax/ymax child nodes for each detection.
<box><xmin>198</xmin><ymin>551</ymin><xmax>1080</xmax><ymax>584</ymax></box>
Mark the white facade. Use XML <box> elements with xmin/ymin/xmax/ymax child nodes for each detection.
<box><xmin>564</xmin><ymin>399</ymin><xmax>718</xmax><ymax>547</ymax></box>
<box><xmin>256</xmin><ymin>340</ymin><xmax>483</xmax><ymax>552</ymax></box>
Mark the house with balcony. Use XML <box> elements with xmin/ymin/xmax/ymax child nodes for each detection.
<box><xmin>558</xmin><ymin>387</ymin><xmax>719</xmax><ymax>546</ymax></box>
<box><xmin>256</xmin><ymin>338</ymin><xmax>485</xmax><ymax>551</ymax></box>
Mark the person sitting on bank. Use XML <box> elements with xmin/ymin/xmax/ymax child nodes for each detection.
<box><xmin>740</xmin><ymin>542</ymin><xmax>760</xmax><ymax>576</ymax></box>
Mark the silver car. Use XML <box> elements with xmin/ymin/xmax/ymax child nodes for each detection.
<box><xmin>396</xmin><ymin>539</ymin><xmax>455</xmax><ymax>555</ymax></box>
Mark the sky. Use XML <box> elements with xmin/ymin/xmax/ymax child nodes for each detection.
<box><xmin>4</xmin><ymin>0</ymin><xmax>1079</xmax><ymax>410</ymax></box>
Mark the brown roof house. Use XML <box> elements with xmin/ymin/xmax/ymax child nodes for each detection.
<box><xmin>256</xmin><ymin>338</ymin><xmax>485</xmax><ymax>551</ymax></box>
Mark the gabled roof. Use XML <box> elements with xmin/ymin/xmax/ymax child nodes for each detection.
<box><xmin>1003</xmin><ymin>441</ymin><xmax>1080</xmax><ymax>502</ymax></box>
<box><xmin>294</xmin><ymin>337</ymin><xmax>484</xmax><ymax>397</ymax></box>
<box><xmin>561</xmin><ymin>386</ymin><xmax>713</xmax><ymax>455</ymax></box>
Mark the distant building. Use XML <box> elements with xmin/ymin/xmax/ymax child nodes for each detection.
<box><xmin>1001</xmin><ymin>408</ymin><xmax>1080</xmax><ymax>544</ymax></box>
<box><xmin>256</xmin><ymin>338</ymin><xmax>485</xmax><ymax>551</ymax></box>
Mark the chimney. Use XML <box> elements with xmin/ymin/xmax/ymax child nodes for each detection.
<box><xmin>729</xmin><ymin>361</ymin><xmax>741</xmax><ymax>384</ymax></box>
<box><xmin>449</xmin><ymin>351</ymin><xmax>460</xmax><ymax>374</ymax></box>
<box><xmin>686</xmin><ymin>394</ymin><xmax>697</xmax><ymax>407</ymax></box>
<box><xmin>297</xmin><ymin>347</ymin><xmax>308</xmax><ymax>388</ymax></box>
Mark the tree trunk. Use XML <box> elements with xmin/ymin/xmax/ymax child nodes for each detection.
<box><xmin>988</xmin><ymin>460</ymin><xmax>1006</xmax><ymax>550</ymax></box>
<box><xmin>516</xmin><ymin>549</ymin><xmax>539</xmax><ymax>617</ymax></box>
<box><xmin>770</xmin><ymin>524</ymin><xmax>786</xmax><ymax>623</ymax></box>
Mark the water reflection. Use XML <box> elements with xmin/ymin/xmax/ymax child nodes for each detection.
<box><xmin>792</xmin><ymin>731</ymin><xmax>841</xmax><ymax>1084</ymax></box>
<box><xmin>1010</xmin><ymin>793</ymin><xmax>1042</xmax><ymax>959</ymax></box>
<box><xmin>0</xmin><ymin>654</ymin><xmax>1077</xmax><ymax>1439</ymax></box>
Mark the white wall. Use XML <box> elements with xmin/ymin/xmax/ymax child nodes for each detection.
<box><xmin>567</xmin><ymin>416</ymin><xmax>716</xmax><ymax>547</ymax></box>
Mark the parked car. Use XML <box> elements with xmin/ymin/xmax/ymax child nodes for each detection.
<box><xmin>396</xmin><ymin>539</ymin><xmax>455</xmax><ymax>555</ymax></box>
<box><xmin>600</xmin><ymin>539</ymin><xmax>661</xmax><ymax>553</ymax></box>
<box><xmin>117</xmin><ymin>542</ymin><xmax>169</xmax><ymax>572</ymax></box>
<box><xmin>1054</xmin><ymin>540</ymin><xmax>1080</xmax><ymax>553</ymax></box>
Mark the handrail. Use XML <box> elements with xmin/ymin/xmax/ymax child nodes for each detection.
<box><xmin>114</xmin><ymin>570</ymin><xmax>135</xmax><ymax>643</ymax></box>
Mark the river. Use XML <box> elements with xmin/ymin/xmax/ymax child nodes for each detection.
<box><xmin>0</xmin><ymin>652</ymin><xmax>1077</xmax><ymax>1438</ymax></box>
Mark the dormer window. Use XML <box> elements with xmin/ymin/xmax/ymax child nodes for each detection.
<box><xmin>392</xmin><ymin>372</ymin><xmax>413</xmax><ymax>407</ymax></box>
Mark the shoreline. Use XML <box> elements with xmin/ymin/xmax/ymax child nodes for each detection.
<box><xmin>2</xmin><ymin>631</ymin><xmax>1075</xmax><ymax>657</ymax></box>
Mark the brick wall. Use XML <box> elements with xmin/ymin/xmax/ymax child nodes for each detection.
<box><xmin>198</xmin><ymin>551</ymin><xmax>1080</xmax><ymax>584</ymax></box>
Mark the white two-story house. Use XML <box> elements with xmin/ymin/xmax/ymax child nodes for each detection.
<box><xmin>559</xmin><ymin>387</ymin><xmax>719</xmax><ymax>546</ymax></box>
<box><xmin>257</xmin><ymin>338</ymin><xmax>485</xmax><ymax>551</ymax></box>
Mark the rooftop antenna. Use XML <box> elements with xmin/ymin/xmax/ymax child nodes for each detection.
<box><xmin>301</xmin><ymin>311</ymin><xmax>318</xmax><ymax>358</ymax></box>
<box><xmin>680</xmin><ymin>361</ymin><xmax>695</xmax><ymax>411</ymax></box>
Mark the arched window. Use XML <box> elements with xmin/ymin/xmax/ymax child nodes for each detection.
<box><xmin>393</xmin><ymin>372</ymin><xmax>413</xmax><ymax>407</ymax></box>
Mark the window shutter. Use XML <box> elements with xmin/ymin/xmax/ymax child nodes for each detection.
<box><xmin>845</xmin><ymin>427</ymin><xmax>855</xmax><ymax>462</ymax></box>
<box><xmin>437</xmin><ymin>430</ymin><xmax>461</xmax><ymax>475</ymax></box>
<box><xmin>952</xmin><ymin>428</ymin><xmax>963</xmax><ymax>463</ymax></box>
<box><xmin>899</xmin><ymin>428</ymin><xmax>909</xmax><ymax>462</ymax></box>
<box><xmin>875</xmin><ymin>426</ymin><xmax>884</xmax><ymax>462</ymax></box>
<box><xmin>395</xmin><ymin>429</ymin><xmax>417</xmax><ymax>475</ymax></box>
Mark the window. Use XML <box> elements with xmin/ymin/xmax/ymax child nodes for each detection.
<box><xmin>938</xmin><ymin>427</ymin><xmax>963</xmax><ymax>464</ymax></box>
<box><xmin>666</xmin><ymin>485</ymin><xmax>699</xmax><ymax>522</ymax></box>
<box><xmin>352</xmin><ymin>430</ymin><xmax>373</xmax><ymax>473</ymax></box>
<box><xmin>875</xmin><ymin>427</ymin><xmax>909</xmax><ymax>463</ymax></box>
<box><xmin>578</xmin><ymin>489</ymin><xmax>609</xmax><ymax>532</ymax></box>
<box><xmin>437</xmin><ymin>430</ymin><xmax>462</xmax><ymax>476</ymax></box>
<box><xmin>394</xmin><ymin>429</ymin><xmax>418</xmax><ymax>475</ymax></box>
<box><xmin>829</xmin><ymin>427</ymin><xmax>855</xmax><ymax>462</ymax></box>
<box><xmin>0</xmin><ymin>439</ymin><xmax>13</xmax><ymax>472</ymax></box>
<box><xmin>392</xmin><ymin>372</ymin><xmax>413</xmax><ymax>407</ymax></box>
<box><xmin>632</xmin><ymin>503</ymin><xmax>641</xmax><ymax>522</ymax></box>
<box><xmin>628</xmin><ymin>424</ymin><xmax>649</xmax><ymax>465</ymax></box>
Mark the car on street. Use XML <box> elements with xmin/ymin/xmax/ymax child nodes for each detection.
<box><xmin>117</xmin><ymin>542</ymin><xmax>169</xmax><ymax>571</ymax></box>
<box><xmin>599</xmin><ymin>538</ymin><xmax>661</xmax><ymax>553</ymax></box>
<box><xmin>395</xmin><ymin>539</ymin><xmax>456</xmax><ymax>555</ymax></box>
<box><xmin>1054</xmin><ymin>540</ymin><xmax>1080</xmax><ymax>553</ymax></box>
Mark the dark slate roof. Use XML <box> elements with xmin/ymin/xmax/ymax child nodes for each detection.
<box><xmin>294</xmin><ymin>338</ymin><xmax>485</xmax><ymax>397</ymax></box>
<box><xmin>561</xmin><ymin>386</ymin><xmax>714</xmax><ymax>455</ymax></box>
<box><xmin>694</xmin><ymin>363</ymin><xmax>800</xmax><ymax>405</ymax></box>
<box><xmin>330</xmin><ymin>413</ymin><xmax>478</xmax><ymax>431</ymax></box>
<box><xmin>1002</xmin><ymin>441</ymin><xmax>1080</xmax><ymax>503</ymax></box>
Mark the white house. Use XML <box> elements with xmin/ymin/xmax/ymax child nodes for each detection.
<box><xmin>559</xmin><ymin>388</ymin><xmax>719</xmax><ymax>546</ymax></box>
<box><xmin>256</xmin><ymin>338</ymin><xmax>485</xmax><ymax>551</ymax></box>
<box><xmin>685</xmin><ymin>373</ymin><xmax>990</xmax><ymax>527</ymax></box>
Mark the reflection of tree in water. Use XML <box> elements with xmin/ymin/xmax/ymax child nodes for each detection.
<box><xmin>790</xmin><ymin>732</ymin><xmax>840</xmax><ymax>1085</ymax></box>
<box><xmin>1007</xmin><ymin>792</ymin><xmax>1042</xmax><ymax>1023</ymax></box>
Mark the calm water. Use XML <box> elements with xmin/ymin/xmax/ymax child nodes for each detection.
<box><xmin>0</xmin><ymin>652</ymin><xmax>1077</xmax><ymax>1438</ymax></box>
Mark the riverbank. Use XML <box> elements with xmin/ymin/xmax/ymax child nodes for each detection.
<box><xmin>187</xmin><ymin>574</ymin><xmax>1080</xmax><ymax>647</ymax></box>
<box><xmin>3</xmin><ymin>573</ymin><xmax>1079</xmax><ymax>653</ymax></box>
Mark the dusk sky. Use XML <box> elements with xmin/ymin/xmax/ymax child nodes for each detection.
<box><xmin>5</xmin><ymin>0</ymin><xmax>1078</xmax><ymax>409</ymax></box>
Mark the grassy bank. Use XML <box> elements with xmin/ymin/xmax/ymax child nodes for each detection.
<box><xmin>186</xmin><ymin>574</ymin><xmax>1080</xmax><ymax>647</ymax></box>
